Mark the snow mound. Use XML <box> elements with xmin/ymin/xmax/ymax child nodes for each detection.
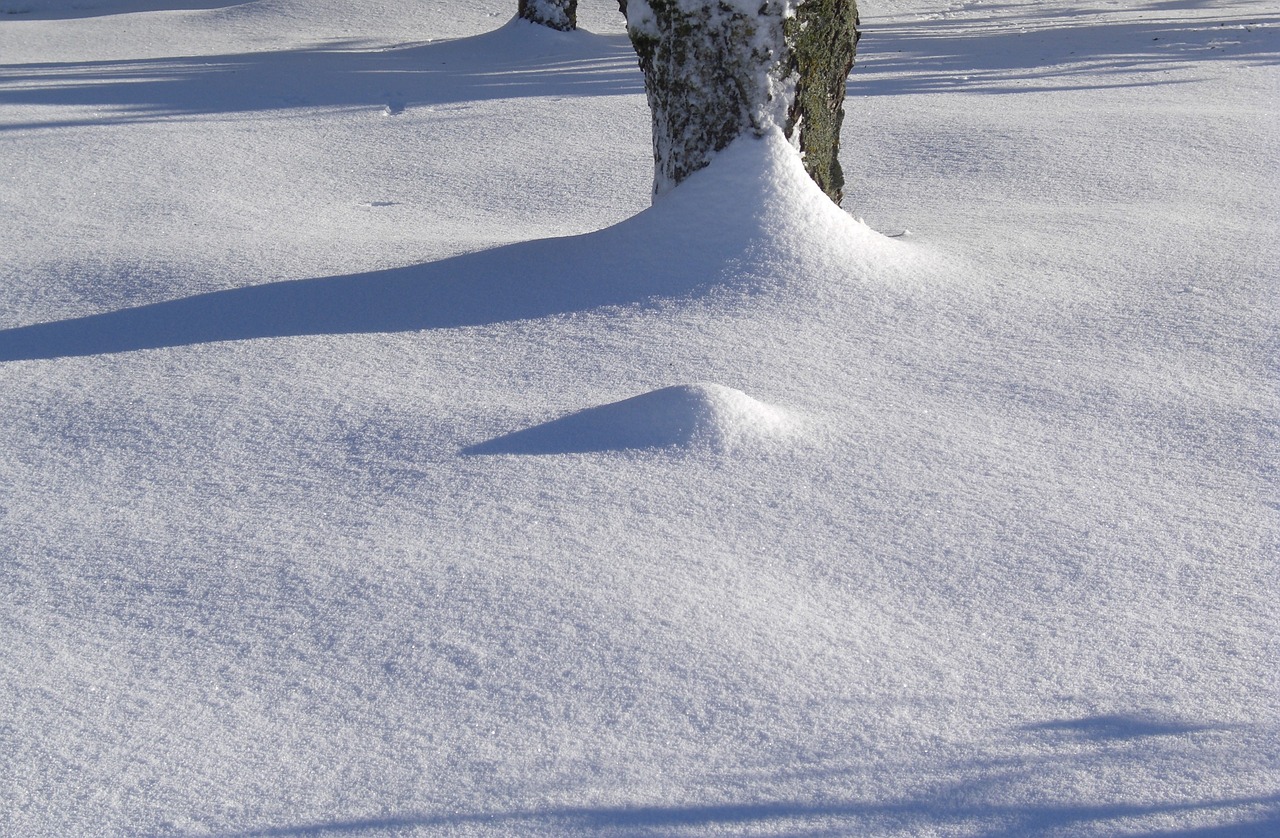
<box><xmin>633</xmin><ymin>126</ymin><xmax>901</xmax><ymax>280</ymax></box>
<box><xmin>0</xmin><ymin>128</ymin><xmax>905</xmax><ymax>361</ymax></box>
<box><xmin>466</xmin><ymin>383</ymin><xmax>795</xmax><ymax>455</ymax></box>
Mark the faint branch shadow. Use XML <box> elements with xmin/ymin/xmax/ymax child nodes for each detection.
<box><xmin>0</xmin><ymin>19</ymin><xmax>641</xmax><ymax>130</ymax></box>
<box><xmin>849</xmin><ymin>10</ymin><xmax>1280</xmax><ymax>96</ymax></box>
<box><xmin>1133</xmin><ymin>813</ymin><xmax>1280</xmax><ymax>836</ymax></box>
<box><xmin>1018</xmin><ymin>713</ymin><xmax>1225</xmax><ymax>741</ymax></box>
<box><xmin>170</xmin><ymin>712</ymin><xmax>1280</xmax><ymax>836</ymax></box>
<box><xmin>205</xmin><ymin>794</ymin><xmax>1280</xmax><ymax>837</ymax></box>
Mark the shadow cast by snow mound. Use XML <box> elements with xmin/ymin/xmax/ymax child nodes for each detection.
<box><xmin>0</xmin><ymin>131</ymin><xmax>900</xmax><ymax>361</ymax></box>
<box><xmin>464</xmin><ymin>383</ymin><xmax>795</xmax><ymax>455</ymax></box>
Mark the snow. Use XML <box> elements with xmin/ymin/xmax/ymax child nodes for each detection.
<box><xmin>465</xmin><ymin>382</ymin><xmax>796</xmax><ymax>454</ymax></box>
<box><xmin>2</xmin><ymin>1</ymin><xmax>1278</xmax><ymax>836</ymax></box>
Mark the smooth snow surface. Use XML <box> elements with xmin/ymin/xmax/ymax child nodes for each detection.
<box><xmin>2</xmin><ymin>2</ymin><xmax>1278</xmax><ymax>837</ymax></box>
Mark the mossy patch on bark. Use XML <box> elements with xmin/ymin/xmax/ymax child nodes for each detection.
<box><xmin>786</xmin><ymin>0</ymin><xmax>860</xmax><ymax>204</ymax></box>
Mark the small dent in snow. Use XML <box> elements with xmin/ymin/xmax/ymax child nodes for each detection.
<box><xmin>465</xmin><ymin>384</ymin><xmax>796</xmax><ymax>456</ymax></box>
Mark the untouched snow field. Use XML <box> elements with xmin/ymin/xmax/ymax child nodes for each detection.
<box><xmin>1</xmin><ymin>1</ymin><xmax>1277</xmax><ymax>835</ymax></box>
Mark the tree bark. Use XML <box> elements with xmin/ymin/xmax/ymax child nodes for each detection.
<box><xmin>519</xmin><ymin>0</ymin><xmax>577</xmax><ymax>31</ymax></box>
<box><xmin>624</xmin><ymin>0</ymin><xmax>859</xmax><ymax>204</ymax></box>
<box><xmin>785</xmin><ymin>0</ymin><xmax>860</xmax><ymax>204</ymax></box>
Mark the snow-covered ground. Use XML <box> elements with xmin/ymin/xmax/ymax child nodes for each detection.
<box><xmin>1</xmin><ymin>1</ymin><xmax>1277</xmax><ymax>835</ymax></box>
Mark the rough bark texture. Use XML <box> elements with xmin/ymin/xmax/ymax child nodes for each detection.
<box><xmin>626</xmin><ymin>0</ymin><xmax>791</xmax><ymax>198</ymax></box>
<box><xmin>786</xmin><ymin>0</ymin><xmax>860</xmax><ymax>204</ymax></box>
<box><xmin>625</xmin><ymin>0</ymin><xmax>859</xmax><ymax>204</ymax></box>
<box><xmin>519</xmin><ymin>0</ymin><xmax>577</xmax><ymax>31</ymax></box>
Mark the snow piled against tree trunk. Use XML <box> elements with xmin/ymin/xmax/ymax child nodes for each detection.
<box><xmin>625</xmin><ymin>0</ymin><xmax>801</xmax><ymax>197</ymax></box>
<box><xmin>518</xmin><ymin>0</ymin><xmax>577</xmax><ymax>31</ymax></box>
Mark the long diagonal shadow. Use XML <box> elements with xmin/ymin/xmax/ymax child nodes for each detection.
<box><xmin>0</xmin><ymin>226</ymin><xmax>704</xmax><ymax>362</ymax></box>
<box><xmin>0</xmin><ymin>130</ymin><xmax>828</xmax><ymax>362</ymax></box>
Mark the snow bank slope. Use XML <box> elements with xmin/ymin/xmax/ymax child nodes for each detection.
<box><xmin>0</xmin><ymin>127</ymin><xmax>898</xmax><ymax>360</ymax></box>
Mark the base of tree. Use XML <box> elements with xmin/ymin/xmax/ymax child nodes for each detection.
<box><xmin>518</xmin><ymin>0</ymin><xmax>577</xmax><ymax>32</ymax></box>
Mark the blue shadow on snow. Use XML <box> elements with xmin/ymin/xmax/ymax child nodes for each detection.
<box><xmin>1018</xmin><ymin>713</ymin><xmax>1222</xmax><ymax>741</ymax></box>
<box><xmin>0</xmin><ymin>228</ymin><xmax>710</xmax><ymax>362</ymax></box>
<box><xmin>202</xmin><ymin>795</ymin><xmax>1280</xmax><ymax>837</ymax></box>
<box><xmin>847</xmin><ymin>7</ymin><xmax>1279</xmax><ymax>96</ymax></box>
<box><xmin>0</xmin><ymin>18</ymin><xmax>641</xmax><ymax>130</ymax></box>
<box><xmin>0</xmin><ymin>0</ymin><xmax>246</xmax><ymax>19</ymax></box>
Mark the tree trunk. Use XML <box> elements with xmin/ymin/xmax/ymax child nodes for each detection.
<box><xmin>624</xmin><ymin>0</ymin><xmax>859</xmax><ymax>204</ymax></box>
<box><xmin>519</xmin><ymin>0</ymin><xmax>577</xmax><ymax>31</ymax></box>
<box><xmin>785</xmin><ymin>0</ymin><xmax>860</xmax><ymax>204</ymax></box>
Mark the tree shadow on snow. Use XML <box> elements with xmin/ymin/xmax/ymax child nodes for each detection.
<box><xmin>0</xmin><ymin>228</ymin><xmax>705</xmax><ymax>361</ymax></box>
<box><xmin>208</xmin><ymin>794</ymin><xmax>1280</xmax><ymax>837</ymax></box>
<box><xmin>0</xmin><ymin>18</ymin><xmax>641</xmax><ymax>130</ymax></box>
<box><xmin>1018</xmin><ymin>713</ymin><xmax>1221</xmax><ymax>741</ymax></box>
<box><xmin>849</xmin><ymin>6</ymin><xmax>1280</xmax><ymax>96</ymax></box>
<box><xmin>0</xmin><ymin>0</ymin><xmax>246</xmax><ymax>18</ymax></box>
<box><xmin>196</xmin><ymin>713</ymin><xmax>1280</xmax><ymax>836</ymax></box>
<box><xmin>0</xmin><ymin>149</ymin><xmax>796</xmax><ymax>361</ymax></box>
<box><xmin>0</xmin><ymin>123</ymin><xmax>853</xmax><ymax>363</ymax></box>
